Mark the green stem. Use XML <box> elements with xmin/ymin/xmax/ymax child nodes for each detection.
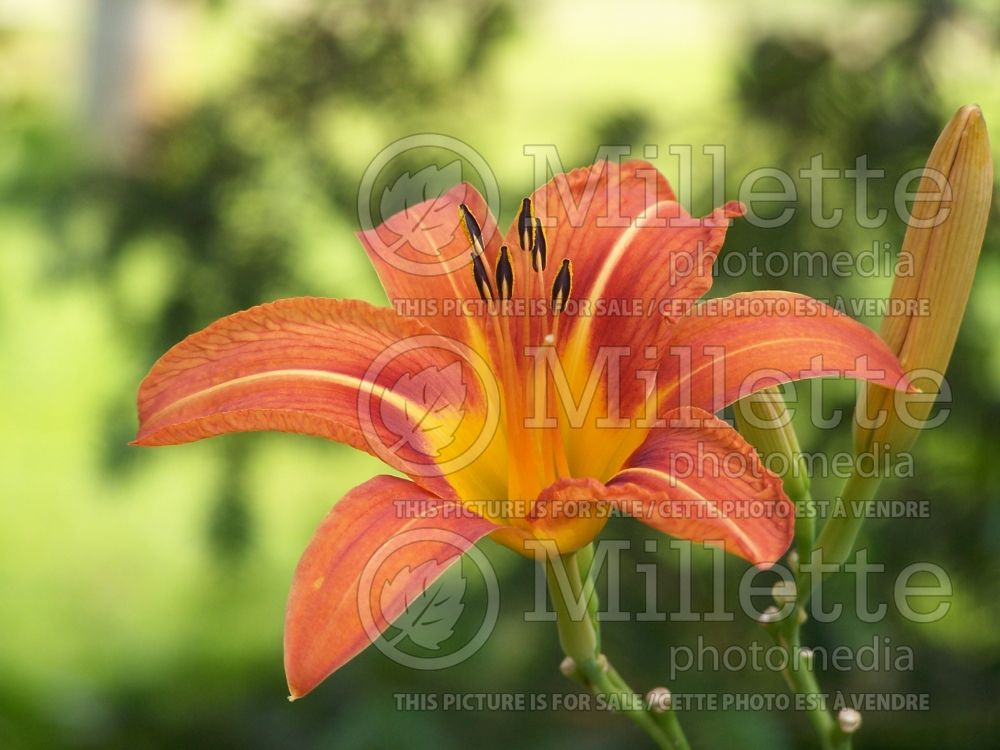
<box><xmin>789</xmin><ymin>476</ymin><xmax>815</xmax><ymax>571</ymax></box>
<box><xmin>545</xmin><ymin>551</ymin><xmax>598</xmax><ymax>664</ymax></box>
<box><xmin>545</xmin><ymin>549</ymin><xmax>690</xmax><ymax>750</ymax></box>
<box><xmin>812</xmin><ymin>472</ymin><xmax>883</xmax><ymax>568</ymax></box>
<box><xmin>771</xmin><ymin>612</ymin><xmax>837</xmax><ymax>750</ymax></box>
<box><xmin>767</xmin><ymin>485</ymin><xmax>843</xmax><ymax>750</ymax></box>
<box><xmin>785</xmin><ymin>470</ymin><xmax>883</xmax><ymax>749</ymax></box>
<box><xmin>580</xmin><ymin>658</ymin><xmax>680</xmax><ymax>750</ymax></box>
<box><xmin>604</xmin><ymin>666</ymin><xmax>690</xmax><ymax>750</ymax></box>
<box><xmin>574</xmin><ymin>541</ymin><xmax>602</xmax><ymax>652</ymax></box>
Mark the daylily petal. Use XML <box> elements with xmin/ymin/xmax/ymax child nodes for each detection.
<box><xmin>500</xmin><ymin>160</ymin><xmax>676</xmax><ymax>366</ymax></box>
<box><xmin>134</xmin><ymin>297</ymin><xmax>507</xmax><ymax>500</ymax></box>
<box><xmin>514</xmin><ymin>161</ymin><xmax>744</xmax><ymax>478</ymax></box>
<box><xmin>564</xmin><ymin>198</ymin><xmax>745</xmax><ymax>401</ymax></box>
<box><xmin>508</xmin><ymin>161</ymin><xmax>680</xmax><ymax>360</ymax></box>
<box><xmin>285</xmin><ymin>475</ymin><xmax>496</xmax><ymax>699</ymax></box>
<box><xmin>518</xmin><ymin>160</ymin><xmax>676</xmax><ymax>290</ymax></box>
<box><xmin>607</xmin><ymin>407</ymin><xmax>793</xmax><ymax>567</ymax></box>
<box><xmin>526</xmin><ymin>476</ymin><xmax>613</xmax><ymax>554</ymax></box>
<box><xmin>657</xmin><ymin>291</ymin><xmax>913</xmax><ymax>416</ymax></box>
<box><xmin>527</xmin><ymin>408</ymin><xmax>793</xmax><ymax>565</ymax></box>
<box><xmin>358</xmin><ymin>182</ymin><xmax>502</xmax><ymax>351</ymax></box>
<box><xmin>594</xmin><ymin>290</ymin><xmax>911</xmax><ymax>480</ymax></box>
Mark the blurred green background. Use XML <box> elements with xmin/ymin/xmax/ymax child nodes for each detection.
<box><xmin>2</xmin><ymin>0</ymin><xmax>999</xmax><ymax>747</ymax></box>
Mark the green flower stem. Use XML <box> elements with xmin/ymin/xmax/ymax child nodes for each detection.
<box><xmin>578</xmin><ymin>658</ymin><xmax>681</xmax><ymax>750</ymax></box>
<box><xmin>767</xmin><ymin>483</ymin><xmax>842</xmax><ymax>750</ymax></box>
<box><xmin>574</xmin><ymin>541</ymin><xmax>602</xmax><ymax>653</ymax></box>
<box><xmin>545</xmin><ymin>549</ymin><xmax>690</xmax><ymax>750</ymax></box>
<box><xmin>769</xmin><ymin>609</ymin><xmax>837</xmax><ymax>750</ymax></box>
<box><xmin>774</xmin><ymin>469</ymin><xmax>885</xmax><ymax>750</ymax></box>
<box><xmin>812</xmin><ymin>472</ymin><xmax>883</xmax><ymax>570</ymax></box>
<box><xmin>604</xmin><ymin>666</ymin><xmax>691</xmax><ymax>750</ymax></box>
<box><xmin>786</xmin><ymin>471</ymin><xmax>884</xmax><ymax>749</ymax></box>
<box><xmin>791</xmin><ymin>477</ymin><xmax>816</xmax><ymax>571</ymax></box>
<box><xmin>545</xmin><ymin>550</ymin><xmax>598</xmax><ymax>664</ymax></box>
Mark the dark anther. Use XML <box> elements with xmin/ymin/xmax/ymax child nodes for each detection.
<box><xmin>551</xmin><ymin>259</ymin><xmax>572</xmax><ymax>314</ymax></box>
<box><xmin>471</xmin><ymin>252</ymin><xmax>495</xmax><ymax>302</ymax></box>
<box><xmin>517</xmin><ymin>198</ymin><xmax>534</xmax><ymax>252</ymax></box>
<box><xmin>459</xmin><ymin>203</ymin><xmax>487</xmax><ymax>256</ymax></box>
<box><xmin>495</xmin><ymin>245</ymin><xmax>514</xmax><ymax>301</ymax></box>
<box><xmin>532</xmin><ymin>217</ymin><xmax>548</xmax><ymax>272</ymax></box>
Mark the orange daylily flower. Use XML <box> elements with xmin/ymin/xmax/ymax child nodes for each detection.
<box><xmin>134</xmin><ymin>160</ymin><xmax>910</xmax><ymax>699</ymax></box>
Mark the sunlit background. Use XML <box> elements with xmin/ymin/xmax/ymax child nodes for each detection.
<box><xmin>2</xmin><ymin>0</ymin><xmax>999</xmax><ymax>747</ymax></box>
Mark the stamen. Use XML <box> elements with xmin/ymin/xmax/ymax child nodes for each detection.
<box><xmin>551</xmin><ymin>259</ymin><xmax>573</xmax><ymax>314</ymax></box>
<box><xmin>459</xmin><ymin>203</ymin><xmax>487</xmax><ymax>256</ymax></box>
<box><xmin>517</xmin><ymin>198</ymin><xmax>535</xmax><ymax>252</ymax></box>
<box><xmin>532</xmin><ymin>217</ymin><xmax>547</xmax><ymax>271</ymax></box>
<box><xmin>486</xmin><ymin>289</ymin><xmax>530</xmax><ymax>500</ymax></box>
<box><xmin>538</xmin><ymin>325</ymin><xmax>572</xmax><ymax>483</ymax></box>
<box><xmin>495</xmin><ymin>245</ymin><xmax>514</xmax><ymax>301</ymax></box>
<box><xmin>472</xmin><ymin>252</ymin><xmax>495</xmax><ymax>302</ymax></box>
<box><xmin>457</xmin><ymin>204</ymin><xmax>537</xmax><ymax>500</ymax></box>
<box><xmin>534</xmin><ymin>256</ymin><xmax>574</xmax><ymax>487</ymax></box>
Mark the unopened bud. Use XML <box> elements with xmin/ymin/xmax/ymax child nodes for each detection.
<box><xmin>772</xmin><ymin>579</ymin><xmax>797</xmax><ymax>605</ymax></box>
<box><xmin>758</xmin><ymin>605</ymin><xmax>782</xmax><ymax>625</ymax></box>
<box><xmin>838</xmin><ymin>708</ymin><xmax>862</xmax><ymax>734</ymax></box>
<box><xmin>646</xmin><ymin>687</ymin><xmax>672</xmax><ymax>713</ymax></box>
<box><xmin>856</xmin><ymin>105</ymin><xmax>992</xmax><ymax>463</ymax></box>
<box><xmin>734</xmin><ymin>387</ymin><xmax>810</xmax><ymax>502</ymax></box>
<box><xmin>559</xmin><ymin>656</ymin><xmax>576</xmax><ymax>677</ymax></box>
<box><xmin>787</xmin><ymin>549</ymin><xmax>800</xmax><ymax>571</ymax></box>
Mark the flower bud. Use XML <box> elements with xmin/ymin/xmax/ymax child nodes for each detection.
<box><xmin>837</xmin><ymin>707</ymin><xmax>862</xmax><ymax>734</ymax></box>
<box><xmin>734</xmin><ymin>387</ymin><xmax>810</xmax><ymax>502</ymax></box>
<box><xmin>559</xmin><ymin>656</ymin><xmax>577</xmax><ymax>677</ymax></box>
<box><xmin>758</xmin><ymin>605</ymin><xmax>782</xmax><ymax>625</ymax></box>
<box><xmin>855</xmin><ymin>105</ymin><xmax>993</xmax><ymax>462</ymax></box>
<box><xmin>646</xmin><ymin>687</ymin><xmax>673</xmax><ymax>713</ymax></box>
<box><xmin>771</xmin><ymin>579</ymin><xmax>797</xmax><ymax>605</ymax></box>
